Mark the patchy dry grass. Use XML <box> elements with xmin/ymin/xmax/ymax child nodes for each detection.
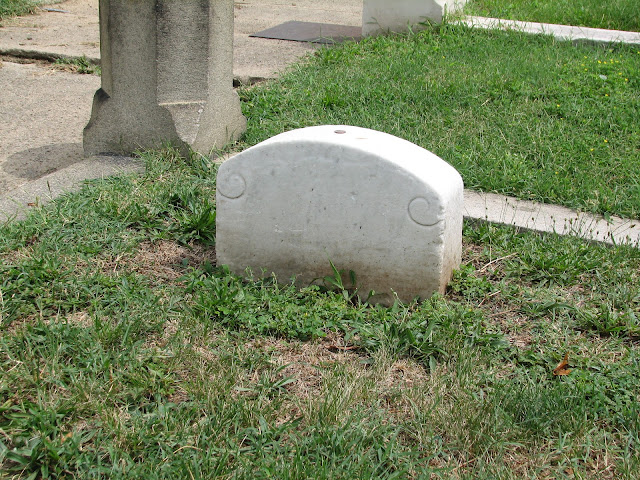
<box><xmin>4</xmin><ymin>17</ymin><xmax>640</xmax><ymax>476</ymax></box>
<box><xmin>1</xmin><ymin>157</ymin><xmax>640</xmax><ymax>477</ymax></box>
<box><xmin>111</xmin><ymin>239</ymin><xmax>216</xmax><ymax>284</ymax></box>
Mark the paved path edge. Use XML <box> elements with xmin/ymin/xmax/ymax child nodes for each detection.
<box><xmin>0</xmin><ymin>155</ymin><xmax>144</xmax><ymax>223</ymax></box>
<box><xmin>461</xmin><ymin>16</ymin><xmax>640</xmax><ymax>45</ymax></box>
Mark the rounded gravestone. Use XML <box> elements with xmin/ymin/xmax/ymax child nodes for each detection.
<box><xmin>216</xmin><ymin>125</ymin><xmax>463</xmax><ymax>305</ymax></box>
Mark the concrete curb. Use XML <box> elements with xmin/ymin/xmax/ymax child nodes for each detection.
<box><xmin>0</xmin><ymin>48</ymin><xmax>100</xmax><ymax>65</ymax></box>
<box><xmin>461</xmin><ymin>16</ymin><xmax>640</xmax><ymax>45</ymax></box>
<box><xmin>464</xmin><ymin>190</ymin><xmax>640</xmax><ymax>248</ymax></box>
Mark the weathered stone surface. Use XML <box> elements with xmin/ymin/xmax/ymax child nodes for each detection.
<box><xmin>362</xmin><ymin>0</ymin><xmax>467</xmax><ymax>36</ymax></box>
<box><xmin>83</xmin><ymin>0</ymin><xmax>246</xmax><ymax>157</ymax></box>
<box><xmin>216</xmin><ymin>125</ymin><xmax>463</xmax><ymax>304</ymax></box>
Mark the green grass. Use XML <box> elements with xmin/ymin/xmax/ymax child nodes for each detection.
<box><xmin>53</xmin><ymin>56</ymin><xmax>101</xmax><ymax>76</ymax></box>
<box><xmin>0</xmin><ymin>0</ymin><xmax>58</xmax><ymax>20</ymax></box>
<box><xmin>2</xmin><ymin>150</ymin><xmax>640</xmax><ymax>478</ymax></box>
<box><xmin>238</xmin><ymin>25</ymin><xmax>640</xmax><ymax>220</ymax></box>
<box><xmin>0</xmin><ymin>0</ymin><xmax>37</xmax><ymax>19</ymax></box>
<box><xmin>2</xmin><ymin>21</ymin><xmax>640</xmax><ymax>479</ymax></box>
<box><xmin>464</xmin><ymin>0</ymin><xmax>640</xmax><ymax>32</ymax></box>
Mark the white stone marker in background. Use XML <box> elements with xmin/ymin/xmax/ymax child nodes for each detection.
<box><xmin>362</xmin><ymin>0</ymin><xmax>468</xmax><ymax>36</ymax></box>
<box><xmin>216</xmin><ymin>125</ymin><xmax>463</xmax><ymax>305</ymax></box>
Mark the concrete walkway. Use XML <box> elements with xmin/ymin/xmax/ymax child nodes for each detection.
<box><xmin>0</xmin><ymin>1</ymin><xmax>638</xmax><ymax>246</ymax></box>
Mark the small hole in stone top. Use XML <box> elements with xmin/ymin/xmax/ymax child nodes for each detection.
<box><xmin>334</xmin><ymin>130</ymin><xmax>346</xmax><ymax>134</ymax></box>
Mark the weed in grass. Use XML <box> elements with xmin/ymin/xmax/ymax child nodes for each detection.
<box><xmin>166</xmin><ymin>188</ymin><xmax>217</xmax><ymax>245</ymax></box>
<box><xmin>0</xmin><ymin>255</ymin><xmax>87</xmax><ymax>321</ymax></box>
<box><xmin>235</xmin><ymin>363</ymin><xmax>297</xmax><ymax>398</ymax></box>
<box><xmin>317</xmin><ymin>259</ymin><xmax>378</xmax><ymax>305</ymax></box>
<box><xmin>53</xmin><ymin>56</ymin><xmax>101</xmax><ymax>76</ymax></box>
<box><xmin>0</xmin><ymin>400</ymin><xmax>95</xmax><ymax>478</ymax></box>
<box><xmin>577</xmin><ymin>304</ymin><xmax>640</xmax><ymax>338</ymax></box>
<box><xmin>449</xmin><ymin>263</ymin><xmax>495</xmax><ymax>302</ymax></box>
<box><xmin>319</xmin><ymin>259</ymin><xmax>358</xmax><ymax>301</ymax></box>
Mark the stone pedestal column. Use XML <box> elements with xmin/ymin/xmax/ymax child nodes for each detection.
<box><xmin>84</xmin><ymin>0</ymin><xmax>246</xmax><ymax>157</ymax></box>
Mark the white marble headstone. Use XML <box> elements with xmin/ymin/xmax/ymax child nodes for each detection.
<box><xmin>362</xmin><ymin>0</ymin><xmax>468</xmax><ymax>36</ymax></box>
<box><xmin>216</xmin><ymin>125</ymin><xmax>463</xmax><ymax>304</ymax></box>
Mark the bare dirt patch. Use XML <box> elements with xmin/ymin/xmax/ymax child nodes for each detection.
<box><xmin>1</xmin><ymin>313</ymin><xmax>38</xmax><ymax>336</ymax></box>
<box><xmin>260</xmin><ymin>333</ymin><xmax>366</xmax><ymax>401</ymax></box>
<box><xmin>63</xmin><ymin>311</ymin><xmax>93</xmax><ymax>328</ymax></box>
<box><xmin>249</xmin><ymin>334</ymin><xmax>430</xmax><ymax>420</ymax></box>
<box><xmin>107</xmin><ymin>240</ymin><xmax>215</xmax><ymax>284</ymax></box>
<box><xmin>1</xmin><ymin>244</ymin><xmax>35</xmax><ymax>266</ymax></box>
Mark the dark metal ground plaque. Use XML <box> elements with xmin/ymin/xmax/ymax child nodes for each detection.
<box><xmin>250</xmin><ymin>21</ymin><xmax>362</xmax><ymax>44</ymax></box>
